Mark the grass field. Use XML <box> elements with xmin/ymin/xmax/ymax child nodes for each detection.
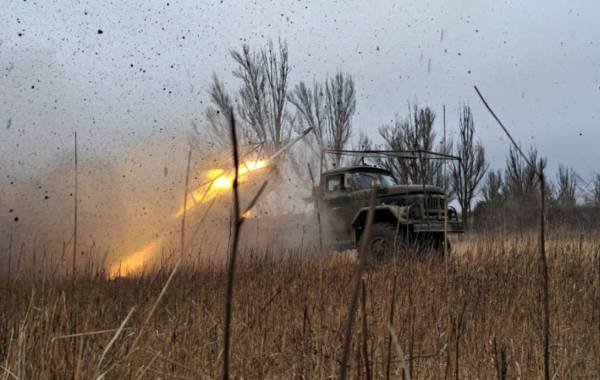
<box><xmin>1</xmin><ymin>234</ymin><xmax>598</xmax><ymax>379</ymax></box>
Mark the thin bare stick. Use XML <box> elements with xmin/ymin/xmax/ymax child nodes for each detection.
<box><xmin>143</xmin><ymin>349</ymin><xmax>209</xmax><ymax>378</ymax></box>
<box><xmin>236</xmin><ymin>287</ymin><xmax>282</xmax><ymax>340</ymax></box>
<box><xmin>387</xmin><ymin>323</ymin><xmax>411</xmax><ymax>380</ymax></box>
<box><xmin>539</xmin><ymin>162</ymin><xmax>550</xmax><ymax>380</ymax></box>
<box><xmin>72</xmin><ymin>131</ymin><xmax>78</xmax><ymax>284</ymax></box>
<box><xmin>240</xmin><ymin>179</ymin><xmax>269</xmax><ymax>220</ymax></box>
<box><xmin>443</xmin><ymin>103</ymin><xmax>449</xmax><ymax>258</ymax></box>
<box><xmin>0</xmin><ymin>365</ymin><xmax>19</xmax><ymax>380</ymax></box>
<box><xmin>187</xmin><ymin>197</ymin><xmax>217</xmax><ymax>253</ymax></box>
<box><xmin>222</xmin><ymin>111</ymin><xmax>242</xmax><ymax>380</ymax></box>
<box><xmin>53</xmin><ymin>328</ymin><xmax>131</xmax><ymax>341</ymax></box>
<box><xmin>474</xmin><ymin>86</ymin><xmax>533</xmax><ymax>169</ymax></box>
<box><xmin>129</xmin><ymin>260</ymin><xmax>180</xmax><ymax>355</ymax></box>
<box><xmin>95</xmin><ymin>306</ymin><xmax>136</xmax><ymax>374</ymax></box>
<box><xmin>307</xmin><ymin>164</ymin><xmax>323</xmax><ymax>250</ymax></box>
<box><xmin>135</xmin><ymin>350</ymin><xmax>160</xmax><ymax>380</ymax></box>
<box><xmin>474</xmin><ymin>85</ymin><xmax>550</xmax><ymax>380</ymax></box>
<box><xmin>443</xmin><ymin>103</ymin><xmax>451</xmax><ymax>380</ymax></box>
<box><xmin>361</xmin><ymin>280</ymin><xmax>372</xmax><ymax>380</ymax></box>
<box><xmin>453</xmin><ymin>299</ymin><xmax>468</xmax><ymax>380</ymax></box>
<box><xmin>6</xmin><ymin>233</ymin><xmax>12</xmax><ymax>291</ymax></box>
<box><xmin>444</xmin><ymin>193</ymin><xmax>451</xmax><ymax>380</ymax></box>
<box><xmin>385</xmin><ymin>274</ymin><xmax>398</xmax><ymax>380</ymax></box>
<box><xmin>340</xmin><ymin>184</ymin><xmax>378</xmax><ymax>380</ymax></box>
<box><xmin>181</xmin><ymin>145</ymin><xmax>193</xmax><ymax>258</ymax></box>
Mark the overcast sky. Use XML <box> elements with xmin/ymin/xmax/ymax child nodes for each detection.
<box><xmin>2</xmin><ymin>0</ymin><xmax>600</xmax><ymax>181</ymax></box>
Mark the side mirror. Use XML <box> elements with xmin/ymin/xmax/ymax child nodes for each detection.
<box><xmin>344</xmin><ymin>173</ymin><xmax>352</xmax><ymax>190</ymax></box>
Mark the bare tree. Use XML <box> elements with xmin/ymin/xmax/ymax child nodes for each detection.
<box><xmin>504</xmin><ymin>146</ymin><xmax>539</xmax><ymax>199</ymax></box>
<box><xmin>351</xmin><ymin>132</ymin><xmax>374</xmax><ymax>165</ymax></box>
<box><xmin>594</xmin><ymin>174</ymin><xmax>600</xmax><ymax>208</ymax></box>
<box><xmin>205</xmin><ymin>74</ymin><xmax>235</xmax><ymax>148</ymax></box>
<box><xmin>231</xmin><ymin>40</ymin><xmax>291</xmax><ymax>153</ymax></box>
<box><xmin>288</xmin><ymin>81</ymin><xmax>326</xmax><ymax>162</ymax></box>
<box><xmin>378</xmin><ymin>103</ymin><xmax>451</xmax><ymax>187</ymax></box>
<box><xmin>482</xmin><ymin>169</ymin><xmax>504</xmax><ymax>204</ymax></box>
<box><xmin>555</xmin><ymin>165</ymin><xmax>577</xmax><ymax>209</ymax></box>
<box><xmin>501</xmin><ymin>146</ymin><xmax>549</xmax><ymax>230</ymax></box>
<box><xmin>289</xmin><ymin>72</ymin><xmax>356</xmax><ymax>167</ymax></box>
<box><xmin>324</xmin><ymin>72</ymin><xmax>356</xmax><ymax>166</ymax></box>
<box><xmin>451</xmin><ymin>104</ymin><xmax>488</xmax><ymax>226</ymax></box>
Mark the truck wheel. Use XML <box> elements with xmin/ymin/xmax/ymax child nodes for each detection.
<box><xmin>432</xmin><ymin>237</ymin><xmax>452</xmax><ymax>257</ymax></box>
<box><xmin>364</xmin><ymin>223</ymin><xmax>397</xmax><ymax>261</ymax></box>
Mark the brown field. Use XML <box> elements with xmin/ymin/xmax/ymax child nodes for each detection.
<box><xmin>1</xmin><ymin>234</ymin><xmax>599</xmax><ymax>379</ymax></box>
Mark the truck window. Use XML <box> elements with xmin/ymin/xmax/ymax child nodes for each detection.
<box><xmin>326</xmin><ymin>175</ymin><xmax>343</xmax><ymax>192</ymax></box>
<box><xmin>352</xmin><ymin>172</ymin><xmax>376</xmax><ymax>190</ymax></box>
<box><xmin>352</xmin><ymin>172</ymin><xmax>398</xmax><ymax>189</ymax></box>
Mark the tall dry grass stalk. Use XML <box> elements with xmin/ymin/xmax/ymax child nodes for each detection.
<box><xmin>220</xmin><ymin>112</ymin><xmax>271</xmax><ymax>379</ymax></box>
<box><xmin>539</xmin><ymin>164</ymin><xmax>550</xmax><ymax>380</ymax></box>
<box><xmin>0</xmin><ymin>233</ymin><xmax>598</xmax><ymax>378</ymax></box>
<box><xmin>222</xmin><ymin>111</ymin><xmax>242</xmax><ymax>380</ymax></box>
<box><xmin>72</xmin><ymin>131</ymin><xmax>78</xmax><ymax>285</ymax></box>
<box><xmin>339</xmin><ymin>184</ymin><xmax>378</xmax><ymax>379</ymax></box>
<box><xmin>385</xmin><ymin>273</ymin><xmax>398</xmax><ymax>380</ymax></box>
<box><xmin>180</xmin><ymin>145</ymin><xmax>193</xmax><ymax>258</ymax></box>
<box><xmin>475</xmin><ymin>85</ymin><xmax>552</xmax><ymax>380</ymax></box>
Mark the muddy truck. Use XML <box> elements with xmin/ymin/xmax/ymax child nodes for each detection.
<box><xmin>312</xmin><ymin>150</ymin><xmax>463</xmax><ymax>259</ymax></box>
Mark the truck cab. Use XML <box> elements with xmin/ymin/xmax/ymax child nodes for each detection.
<box><xmin>315</xmin><ymin>165</ymin><xmax>462</xmax><ymax>258</ymax></box>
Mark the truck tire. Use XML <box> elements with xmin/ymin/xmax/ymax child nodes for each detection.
<box><xmin>431</xmin><ymin>237</ymin><xmax>452</xmax><ymax>257</ymax></box>
<box><xmin>364</xmin><ymin>223</ymin><xmax>397</xmax><ymax>261</ymax></box>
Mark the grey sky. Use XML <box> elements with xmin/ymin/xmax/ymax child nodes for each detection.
<box><xmin>2</xmin><ymin>0</ymin><xmax>600</xmax><ymax>180</ymax></box>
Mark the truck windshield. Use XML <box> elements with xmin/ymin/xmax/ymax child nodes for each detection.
<box><xmin>352</xmin><ymin>172</ymin><xmax>398</xmax><ymax>190</ymax></box>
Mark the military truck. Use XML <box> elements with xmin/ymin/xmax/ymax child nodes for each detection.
<box><xmin>314</xmin><ymin>150</ymin><xmax>463</xmax><ymax>259</ymax></box>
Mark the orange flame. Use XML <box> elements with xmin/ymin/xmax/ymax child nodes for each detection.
<box><xmin>174</xmin><ymin>159</ymin><xmax>268</xmax><ymax>217</ymax></box>
<box><xmin>108</xmin><ymin>158</ymin><xmax>268</xmax><ymax>278</ymax></box>
<box><xmin>108</xmin><ymin>238</ymin><xmax>163</xmax><ymax>279</ymax></box>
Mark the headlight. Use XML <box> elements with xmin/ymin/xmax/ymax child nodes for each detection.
<box><xmin>447</xmin><ymin>208</ymin><xmax>457</xmax><ymax>220</ymax></box>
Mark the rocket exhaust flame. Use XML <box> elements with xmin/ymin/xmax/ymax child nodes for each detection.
<box><xmin>110</xmin><ymin>158</ymin><xmax>268</xmax><ymax>278</ymax></box>
<box><xmin>174</xmin><ymin>159</ymin><xmax>269</xmax><ymax>218</ymax></box>
<box><xmin>108</xmin><ymin>127</ymin><xmax>311</xmax><ymax>279</ymax></box>
<box><xmin>108</xmin><ymin>238</ymin><xmax>163</xmax><ymax>279</ymax></box>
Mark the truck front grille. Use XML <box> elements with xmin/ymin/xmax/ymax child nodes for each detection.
<box><xmin>424</xmin><ymin>197</ymin><xmax>443</xmax><ymax>211</ymax></box>
<box><xmin>423</xmin><ymin>196</ymin><xmax>444</xmax><ymax>220</ymax></box>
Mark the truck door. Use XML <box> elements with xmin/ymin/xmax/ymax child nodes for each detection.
<box><xmin>321</xmin><ymin>174</ymin><xmax>353</xmax><ymax>246</ymax></box>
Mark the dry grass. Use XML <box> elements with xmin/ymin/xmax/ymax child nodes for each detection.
<box><xmin>1</xmin><ymin>235</ymin><xmax>599</xmax><ymax>379</ymax></box>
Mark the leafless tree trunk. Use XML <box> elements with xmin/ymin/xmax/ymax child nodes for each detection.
<box><xmin>324</xmin><ymin>72</ymin><xmax>355</xmax><ymax>166</ymax></box>
<box><xmin>206</xmin><ymin>74</ymin><xmax>235</xmax><ymax>148</ymax></box>
<box><xmin>556</xmin><ymin>164</ymin><xmax>577</xmax><ymax>208</ymax></box>
<box><xmin>593</xmin><ymin>174</ymin><xmax>600</xmax><ymax>208</ymax></box>
<box><xmin>262</xmin><ymin>40</ymin><xmax>291</xmax><ymax>151</ymax></box>
<box><xmin>378</xmin><ymin>103</ymin><xmax>451</xmax><ymax>188</ymax></box>
<box><xmin>482</xmin><ymin>169</ymin><xmax>504</xmax><ymax>204</ymax></box>
<box><xmin>504</xmin><ymin>146</ymin><xmax>539</xmax><ymax>198</ymax></box>
<box><xmin>289</xmin><ymin>72</ymin><xmax>356</xmax><ymax>167</ymax></box>
<box><xmin>351</xmin><ymin>132</ymin><xmax>374</xmax><ymax>165</ymax></box>
<box><xmin>287</xmin><ymin>81</ymin><xmax>327</xmax><ymax>168</ymax></box>
<box><xmin>503</xmin><ymin>146</ymin><xmax>547</xmax><ymax>230</ymax></box>
<box><xmin>231</xmin><ymin>40</ymin><xmax>291</xmax><ymax>154</ymax></box>
<box><xmin>451</xmin><ymin>104</ymin><xmax>488</xmax><ymax>227</ymax></box>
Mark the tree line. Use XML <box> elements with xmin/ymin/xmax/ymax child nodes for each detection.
<box><xmin>203</xmin><ymin>40</ymin><xmax>599</xmax><ymax>231</ymax></box>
